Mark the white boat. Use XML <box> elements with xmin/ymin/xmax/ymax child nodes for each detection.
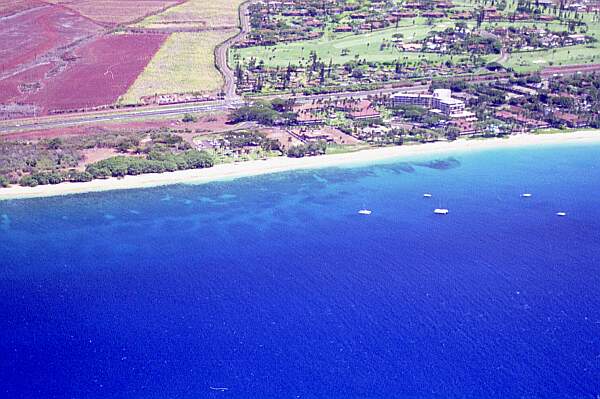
<box><xmin>556</xmin><ymin>212</ymin><xmax>567</xmax><ymax>217</ymax></box>
<box><xmin>358</xmin><ymin>209</ymin><xmax>372</xmax><ymax>215</ymax></box>
<box><xmin>521</xmin><ymin>193</ymin><xmax>532</xmax><ymax>198</ymax></box>
<box><xmin>434</xmin><ymin>208</ymin><xmax>449</xmax><ymax>215</ymax></box>
<box><xmin>423</xmin><ymin>193</ymin><xmax>433</xmax><ymax>198</ymax></box>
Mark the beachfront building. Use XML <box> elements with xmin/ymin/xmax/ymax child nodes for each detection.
<box><xmin>390</xmin><ymin>93</ymin><xmax>432</xmax><ymax>108</ymax></box>
<box><xmin>431</xmin><ymin>89</ymin><xmax>466</xmax><ymax>116</ymax></box>
<box><xmin>391</xmin><ymin>89</ymin><xmax>467</xmax><ymax>117</ymax></box>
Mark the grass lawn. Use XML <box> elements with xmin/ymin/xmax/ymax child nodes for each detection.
<box><xmin>233</xmin><ymin>20</ymin><xmax>462</xmax><ymax>67</ymax></box>
<box><xmin>453</xmin><ymin>0</ymin><xmax>600</xmax><ymax>71</ymax></box>
<box><xmin>325</xmin><ymin>143</ymin><xmax>370</xmax><ymax>155</ymax></box>
<box><xmin>481</xmin><ymin>19</ymin><xmax>600</xmax><ymax>71</ymax></box>
<box><xmin>535</xmin><ymin>128</ymin><xmax>600</xmax><ymax>135</ymax></box>
<box><xmin>232</xmin><ymin>0</ymin><xmax>600</xmax><ymax>72</ymax></box>
<box><xmin>120</xmin><ymin>31</ymin><xmax>235</xmax><ymax>103</ymax></box>
<box><xmin>503</xmin><ymin>44</ymin><xmax>600</xmax><ymax>72</ymax></box>
<box><xmin>233</xmin><ymin>17</ymin><xmax>588</xmax><ymax>68</ymax></box>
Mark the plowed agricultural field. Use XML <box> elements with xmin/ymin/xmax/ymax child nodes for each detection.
<box><xmin>0</xmin><ymin>5</ymin><xmax>102</xmax><ymax>72</ymax></box>
<box><xmin>43</xmin><ymin>0</ymin><xmax>182</xmax><ymax>25</ymax></box>
<box><xmin>135</xmin><ymin>0</ymin><xmax>244</xmax><ymax>30</ymax></box>
<box><xmin>28</xmin><ymin>34</ymin><xmax>167</xmax><ymax>112</ymax></box>
<box><xmin>0</xmin><ymin>0</ymin><xmax>44</xmax><ymax>17</ymax></box>
<box><xmin>0</xmin><ymin>63</ymin><xmax>55</xmax><ymax>104</ymax></box>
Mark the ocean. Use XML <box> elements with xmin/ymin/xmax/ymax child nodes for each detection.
<box><xmin>1</xmin><ymin>143</ymin><xmax>600</xmax><ymax>398</ymax></box>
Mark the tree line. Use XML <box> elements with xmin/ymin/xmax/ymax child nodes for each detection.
<box><xmin>18</xmin><ymin>150</ymin><xmax>215</xmax><ymax>187</ymax></box>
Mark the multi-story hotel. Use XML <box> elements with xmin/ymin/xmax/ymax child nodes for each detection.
<box><xmin>391</xmin><ymin>89</ymin><xmax>467</xmax><ymax>116</ymax></box>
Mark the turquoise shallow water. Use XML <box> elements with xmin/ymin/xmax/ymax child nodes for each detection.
<box><xmin>1</xmin><ymin>144</ymin><xmax>600</xmax><ymax>398</ymax></box>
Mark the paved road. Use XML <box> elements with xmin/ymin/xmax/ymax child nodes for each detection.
<box><xmin>214</xmin><ymin>1</ymin><xmax>253</xmax><ymax>100</ymax></box>
<box><xmin>0</xmin><ymin>85</ymin><xmax>431</xmax><ymax>134</ymax></box>
<box><xmin>0</xmin><ymin>101</ymin><xmax>238</xmax><ymax>134</ymax></box>
<box><xmin>0</xmin><ymin>0</ymin><xmax>511</xmax><ymax>136</ymax></box>
<box><xmin>1</xmin><ymin>70</ymin><xmax>515</xmax><ymax>135</ymax></box>
<box><xmin>1</xmin><ymin>0</ymin><xmax>255</xmax><ymax>135</ymax></box>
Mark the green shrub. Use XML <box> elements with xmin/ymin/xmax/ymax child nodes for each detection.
<box><xmin>86</xmin><ymin>150</ymin><xmax>214</xmax><ymax>178</ymax></box>
<box><xmin>19</xmin><ymin>175</ymin><xmax>39</xmax><ymax>187</ymax></box>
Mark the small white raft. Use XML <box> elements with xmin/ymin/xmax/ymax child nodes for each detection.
<box><xmin>434</xmin><ymin>208</ymin><xmax>449</xmax><ymax>215</ymax></box>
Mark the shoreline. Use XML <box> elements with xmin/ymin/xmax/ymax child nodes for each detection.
<box><xmin>2</xmin><ymin>130</ymin><xmax>599</xmax><ymax>201</ymax></box>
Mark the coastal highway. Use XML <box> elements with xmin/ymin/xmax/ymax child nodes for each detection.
<box><xmin>0</xmin><ymin>85</ymin><xmax>430</xmax><ymax>135</ymax></box>
<box><xmin>0</xmin><ymin>0</ymin><xmax>509</xmax><ymax>136</ymax></box>
<box><xmin>0</xmin><ymin>101</ymin><xmax>238</xmax><ymax>134</ymax></box>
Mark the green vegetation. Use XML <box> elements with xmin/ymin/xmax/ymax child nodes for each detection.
<box><xmin>0</xmin><ymin>175</ymin><xmax>11</xmax><ymax>188</ymax></box>
<box><xmin>325</xmin><ymin>143</ymin><xmax>370</xmax><ymax>155</ymax></box>
<box><xmin>218</xmin><ymin>131</ymin><xmax>281</xmax><ymax>152</ymax></box>
<box><xmin>18</xmin><ymin>170</ymin><xmax>93</xmax><ymax>187</ymax></box>
<box><xmin>196</xmin><ymin>130</ymin><xmax>284</xmax><ymax>163</ymax></box>
<box><xmin>182</xmin><ymin>113</ymin><xmax>198</xmax><ymax>123</ymax></box>
<box><xmin>287</xmin><ymin>141</ymin><xmax>327</xmax><ymax>157</ymax></box>
<box><xmin>1</xmin><ymin>130</ymin><xmax>218</xmax><ymax>188</ymax></box>
<box><xmin>85</xmin><ymin>150</ymin><xmax>214</xmax><ymax>179</ymax></box>
<box><xmin>233</xmin><ymin>23</ymin><xmax>461</xmax><ymax>68</ymax></box>
<box><xmin>232</xmin><ymin>0</ymin><xmax>600</xmax><ymax>90</ymax></box>
<box><xmin>230</xmin><ymin>101</ymin><xmax>297</xmax><ymax>125</ymax></box>
<box><xmin>235</xmin><ymin>17</ymin><xmax>600</xmax><ymax>73</ymax></box>
<box><xmin>503</xmin><ymin>44</ymin><xmax>600</xmax><ymax>72</ymax></box>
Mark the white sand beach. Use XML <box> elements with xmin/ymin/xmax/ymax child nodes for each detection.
<box><xmin>1</xmin><ymin>130</ymin><xmax>599</xmax><ymax>200</ymax></box>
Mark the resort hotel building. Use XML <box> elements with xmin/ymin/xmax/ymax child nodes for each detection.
<box><xmin>391</xmin><ymin>89</ymin><xmax>469</xmax><ymax>117</ymax></box>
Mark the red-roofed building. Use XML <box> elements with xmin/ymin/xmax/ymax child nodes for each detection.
<box><xmin>348</xmin><ymin>106</ymin><xmax>381</xmax><ymax>120</ymax></box>
<box><xmin>495</xmin><ymin>110</ymin><xmax>549</xmax><ymax>129</ymax></box>
<box><xmin>553</xmin><ymin>111</ymin><xmax>586</xmax><ymax>128</ymax></box>
<box><xmin>335</xmin><ymin>24</ymin><xmax>353</xmax><ymax>32</ymax></box>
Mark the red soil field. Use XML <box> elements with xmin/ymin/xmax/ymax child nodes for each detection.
<box><xmin>28</xmin><ymin>33</ymin><xmax>168</xmax><ymax>113</ymax></box>
<box><xmin>0</xmin><ymin>0</ymin><xmax>44</xmax><ymax>17</ymax></box>
<box><xmin>3</xmin><ymin>114</ymin><xmax>230</xmax><ymax>141</ymax></box>
<box><xmin>0</xmin><ymin>1</ymin><xmax>178</xmax><ymax>118</ymax></box>
<box><xmin>0</xmin><ymin>63</ymin><xmax>55</xmax><ymax>104</ymax></box>
<box><xmin>54</xmin><ymin>0</ymin><xmax>181</xmax><ymax>25</ymax></box>
<box><xmin>0</xmin><ymin>4</ymin><xmax>102</xmax><ymax>72</ymax></box>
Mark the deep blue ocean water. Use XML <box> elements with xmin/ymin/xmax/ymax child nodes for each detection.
<box><xmin>1</xmin><ymin>143</ymin><xmax>600</xmax><ymax>399</ymax></box>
